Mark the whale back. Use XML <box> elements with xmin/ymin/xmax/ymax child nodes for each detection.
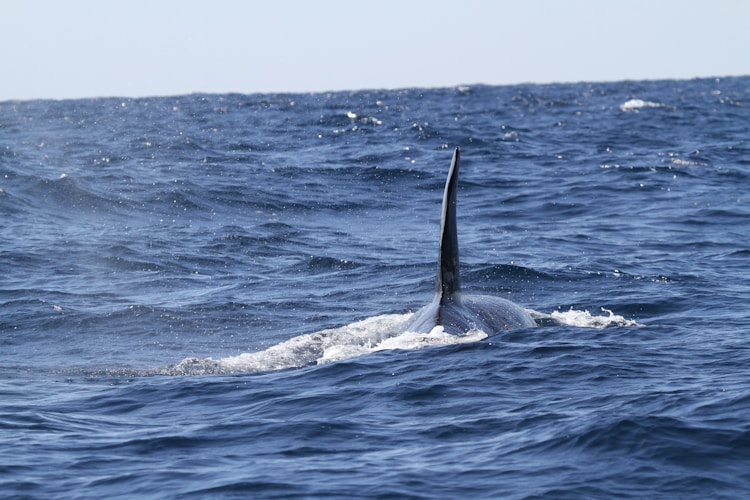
<box><xmin>407</xmin><ymin>147</ymin><xmax>535</xmax><ymax>334</ymax></box>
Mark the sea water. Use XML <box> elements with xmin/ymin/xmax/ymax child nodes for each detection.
<box><xmin>1</xmin><ymin>77</ymin><xmax>749</xmax><ymax>497</ymax></box>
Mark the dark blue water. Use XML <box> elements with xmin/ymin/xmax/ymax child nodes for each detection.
<box><xmin>2</xmin><ymin>77</ymin><xmax>749</xmax><ymax>498</ymax></box>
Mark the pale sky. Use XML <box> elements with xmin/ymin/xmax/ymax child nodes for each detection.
<box><xmin>1</xmin><ymin>0</ymin><xmax>748</xmax><ymax>101</ymax></box>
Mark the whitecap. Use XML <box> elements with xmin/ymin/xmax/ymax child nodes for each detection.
<box><xmin>619</xmin><ymin>98</ymin><xmax>664</xmax><ymax>112</ymax></box>
<box><xmin>547</xmin><ymin>307</ymin><xmax>641</xmax><ymax>328</ymax></box>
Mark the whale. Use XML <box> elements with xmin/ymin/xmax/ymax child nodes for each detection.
<box><xmin>406</xmin><ymin>147</ymin><xmax>536</xmax><ymax>334</ymax></box>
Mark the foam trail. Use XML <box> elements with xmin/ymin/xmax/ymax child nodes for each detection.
<box><xmin>167</xmin><ymin>308</ymin><xmax>638</xmax><ymax>375</ymax></box>
<box><xmin>319</xmin><ymin>327</ymin><xmax>487</xmax><ymax>364</ymax></box>
<box><xmin>168</xmin><ymin>313</ymin><xmax>489</xmax><ymax>375</ymax></box>
<box><xmin>169</xmin><ymin>313</ymin><xmax>412</xmax><ymax>375</ymax></box>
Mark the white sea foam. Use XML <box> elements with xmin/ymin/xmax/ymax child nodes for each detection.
<box><xmin>170</xmin><ymin>313</ymin><xmax>413</xmax><ymax>375</ymax></box>
<box><xmin>619</xmin><ymin>98</ymin><xmax>664</xmax><ymax>112</ymax></box>
<box><xmin>546</xmin><ymin>307</ymin><xmax>641</xmax><ymax>328</ymax></box>
<box><xmin>169</xmin><ymin>307</ymin><xmax>638</xmax><ymax>375</ymax></box>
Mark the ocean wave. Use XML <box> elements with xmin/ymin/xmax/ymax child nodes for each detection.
<box><xmin>4</xmin><ymin>77</ymin><xmax>750</xmax><ymax>498</ymax></box>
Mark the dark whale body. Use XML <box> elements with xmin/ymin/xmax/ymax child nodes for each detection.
<box><xmin>407</xmin><ymin>148</ymin><xmax>536</xmax><ymax>334</ymax></box>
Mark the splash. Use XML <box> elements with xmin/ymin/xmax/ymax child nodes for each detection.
<box><xmin>170</xmin><ymin>313</ymin><xmax>409</xmax><ymax>375</ymax></box>
<box><xmin>168</xmin><ymin>308</ymin><xmax>638</xmax><ymax>375</ymax></box>
<box><xmin>168</xmin><ymin>313</ymin><xmax>486</xmax><ymax>375</ymax></box>
<box><xmin>319</xmin><ymin>328</ymin><xmax>487</xmax><ymax>364</ymax></box>
<box><xmin>546</xmin><ymin>307</ymin><xmax>641</xmax><ymax>328</ymax></box>
<box><xmin>619</xmin><ymin>98</ymin><xmax>665</xmax><ymax>112</ymax></box>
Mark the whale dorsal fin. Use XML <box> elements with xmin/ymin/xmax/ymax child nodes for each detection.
<box><xmin>437</xmin><ymin>147</ymin><xmax>461</xmax><ymax>303</ymax></box>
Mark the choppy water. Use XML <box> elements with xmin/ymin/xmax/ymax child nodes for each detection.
<box><xmin>1</xmin><ymin>77</ymin><xmax>749</xmax><ymax>498</ymax></box>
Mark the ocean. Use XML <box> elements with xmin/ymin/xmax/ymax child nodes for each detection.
<box><xmin>1</xmin><ymin>76</ymin><xmax>749</xmax><ymax>498</ymax></box>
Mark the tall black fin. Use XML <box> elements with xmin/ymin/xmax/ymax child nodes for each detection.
<box><xmin>437</xmin><ymin>147</ymin><xmax>461</xmax><ymax>303</ymax></box>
